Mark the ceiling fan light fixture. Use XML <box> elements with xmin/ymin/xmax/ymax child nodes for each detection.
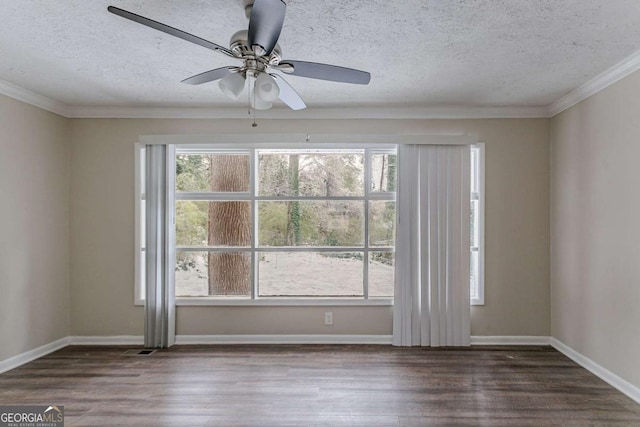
<box><xmin>255</xmin><ymin>72</ymin><xmax>279</xmax><ymax>102</ymax></box>
<box><xmin>251</xmin><ymin>95</ymin><xmax>273</xmax><ymax>110</ymax></box>
<box><xmin>219</xmin><ymin>71</ymin><xmax>246</xmax><ymax>100</ymax></box>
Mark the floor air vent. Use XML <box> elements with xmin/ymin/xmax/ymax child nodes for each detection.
<box><xmin>122</xmin><ymin>349</ymin><xmax>157</xmax><ymax>356</ymax></box>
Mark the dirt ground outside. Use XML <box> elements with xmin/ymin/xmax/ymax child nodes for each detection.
<box><xmin>175</xmin><ymin>252</ymin><xmax>394</xmax><ymax>298</ymax></box>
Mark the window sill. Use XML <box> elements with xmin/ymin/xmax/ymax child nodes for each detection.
<box><xmin>134</xmin><ymin>297</ymin><xmax>485</xmax><ymax>307</ymax></box>
<box><xmin>174</xmin><ymin>297</ymin><xmax>393</xmax><ymax>307</ymax></box>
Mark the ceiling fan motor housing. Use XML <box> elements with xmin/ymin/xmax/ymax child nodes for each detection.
<box><xmin>229</xmin><ymin>30</ymin><xmax>281</xmax><ymax>67</ymax></box>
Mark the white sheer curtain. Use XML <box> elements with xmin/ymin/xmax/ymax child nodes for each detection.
<box><xmin>144</xmin><ymin>144</ymin><xmax>176</xmax><ymax>348</ymax></box>
<box><xmin>393</xmin><ymin>144</ymin><xmax>471</xmax><ymax>347</ymax></box>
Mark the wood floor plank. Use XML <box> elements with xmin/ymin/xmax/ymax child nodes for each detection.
<box><xmin>0</xmin><ymin>345</ymin><xmax>638</xmax><ymax>426</ymax></box>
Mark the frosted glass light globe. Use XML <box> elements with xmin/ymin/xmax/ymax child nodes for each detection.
<box><xmin>255</xmin><ymin>73</ymin><xmax>280</xmax><ymax>102</ymax></box>
<box><xmin>251</xmin><ymin>95</ymin><xmax>272</xmax><ymax>110</ymax></box>
<box><xmin>219</xmin><ymin>72</ymin><xmax>246</xmax><ymax>100</ymax></box>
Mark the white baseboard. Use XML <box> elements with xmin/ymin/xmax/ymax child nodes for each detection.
<box><xmin>175</xmin><ymin>334</ymin><xmax>393</xmax><ymax>345</ymax></box>
<box><xmin>65</xmin><ymin>334</ymin><xmax>551</xmax><ymax>346</ymax></box>
<box><xmin>471</xmin><ymin>335</ymin><xmax>551</xmax><ymax>346</ymax></box>
<box><xmin>0</xmin><ymin>337</ymin><xmax>70</xmax><ymax>374</ymax></box>
<box><xmin>176</xmin><ymin>334</ymin><xmax>551</xmax><ymax>346</ymax></box>
<box><xmin>65</xmin><ymin>334</ymin><xmax>392</xmax><ymax>345</ymax></box>
<box><xmin>0</xmin><ymin>335</ymin><xmax>553</xmax><ymax>374</ymax></box>
<box><xmin>68</xmin><ymin>335</ymin><xmax>144</xmax><ymax>345</ymax></box>
<box><xmin>551</xmin><ymin>338</ymin><xmax>640</xmax><ymax>405</ymax></box>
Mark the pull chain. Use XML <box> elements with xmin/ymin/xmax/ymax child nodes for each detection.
<box><xmin>249</xmin><ymin>72</ymin><xmax>258</xmax><ymax>127</ymax></box>
<box><xmin>247</xmin><ymin>72</ymin><xmax>251</xmax><ymax>117</ymax></box>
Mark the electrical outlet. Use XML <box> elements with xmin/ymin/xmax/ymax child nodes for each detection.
<box><xmin>324</xmin><ymin>311</ymin><xmax>333</xmax><ymax>325</ymax></box>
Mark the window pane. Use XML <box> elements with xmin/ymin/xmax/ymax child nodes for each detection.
<box><xmin>471</xmin><ymin>199</ymin><xmax>479</xmax><ymax>247</ymax></box>
<box><xmin>369</xmin><ymin>201</ymin><xmax>395</xmax><ymax>246</ymax></box>
<box><xmin>369</xmin><ymin>252</ymin><xmax>394</xmax><ymax>297</ymax></box>
<box><xmin>176</xmin><ymin>251</ymin><xmax>251</xmax><ymax>297</ymax></box>
<box><xmin>470</xmin><ymin>250</ymin><xmax>479</xmax><ymax>299</ymax></box>
<box><xmin>176</xmin><ymin>201</ymin><xmax>251</xmax><ymax>247</ymax></box>
<box><xmin>140</xmin><ymin>199</ymin><xmax>146</xmax><ymax>248</ymax></box>
<box><xmin>471</xmin><ymin>148</ymin><xmax>478</xmax><ymax>194</ymax></box>
<box><xmin>371</xmin><ymin>153</ymin><xmax>396</xmax><ymax>193</ymax></box>
<box><xmin>258</xmin><ymin>152</ymin><xmax>364</xmax><ymax>196</ymax></box>
<box><xmin>139</xmin><ymin>146</ymin><xmax>146</xmax><ymax>194</ymax></box>
<box><xmin>176</xmin><ymin>154</ymin><xmax>250</xmax><ymax>192</ymax></box>
<box><xmin>258</xmin><ymin>201</ymin><xmax>364</xmax><ymax>246</ymax></box>
<box><xmin>258</xmin><ymin>252</ymin><xmax>363</xmax><ymax>296</ymax></box>
<box><xmin>140</xmin><ymin>247</ymin><xmax>146</xmax><ymax>293</ymax></box>
<box><xmin>139</xmin><ymin>199</ymin><xmax>146</xmax><ymax>296</ymax></box>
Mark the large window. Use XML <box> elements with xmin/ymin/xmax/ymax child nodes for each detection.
<box><xmin>135</xmin><ymin>143</ymin><xmax>484</xmax><ymax>305</ymax></box>
<box><xmin>173</xmin><ymin>147</ymin><xmax>396</xmax><ymax>300</ymax></box>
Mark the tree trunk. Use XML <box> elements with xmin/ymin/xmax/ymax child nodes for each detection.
<box><xmin>286</xmin><ymin>155</ymin><xmax>301</xmax><ymax>246</ymax></box>
<box><xmin>379</xmin><ymin>155</ymin><xmax>386</xmax><ymax>191</ymax></box>
<box><xmin>387</xmin><ymin>155</ymin><xmax>396</xmax><ymax>192</ymax></box>
<box><xmin>324</xmin><ymin>155</ymin><xmax>339</xmax><ymax>196</ymax></box>
<box><xmin>208</xmin><ymin>155</ymin><xmax>251</xmax><ymax>295</ymax></box>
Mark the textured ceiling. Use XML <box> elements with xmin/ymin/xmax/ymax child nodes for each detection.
<box><xmin>1</xmin><ymin>0</ymin><xmax>640</xmax><ymax>109</ymax></box>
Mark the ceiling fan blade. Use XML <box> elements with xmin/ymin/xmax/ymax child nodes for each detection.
<box><xmin>247</xmin><ymin>0</ymin><xmax>286</xmax><ymax>56</ymax></box>
<box><xmin>182</xmin><ymin>67</ymin><xmax>235</xmax><ymax>85</ymax></box>
<box><xmin>278</xmin><ymin>60</ymin><xmax>371</xmax><ymax>84</ymax></box>
<box><xmin>107</xmin><ymin>6</ymin><xmax>235</xmax><ymax>58</ymax></box>
<box><xmin>270</xmin><ymin>74</ymin><xmax>306</xmax><ymax>110</ymax></box>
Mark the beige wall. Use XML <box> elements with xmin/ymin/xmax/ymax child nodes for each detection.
<box><xmin>69</xmin><ymin>117</ymin><xmax>550</xmax><ymax>337</ymax></box>
<box><xmin>551</xmin><ymin>70</ymin><xmax>640</xmax><ymax>388</ymax></box>
<box><xmin>0</xmin><ymin>94</ymin><xmax>70</xmax><ymax>361</ymax></box>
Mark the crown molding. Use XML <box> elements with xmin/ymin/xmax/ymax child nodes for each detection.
<box><xmin>5</xmin><ymin>45</ymin><xmax>640</xmax><ymax>120</ymax></box>
<box><xmin>0</xmin><ymin>79</ymin><xmax>71</xmax><ymax>117</ymax></box>
<box><xmin>0</xmin><ymin>82</ymin><xmax>548</xmax><ymax>118</ymax></box>
<box><xmin>548</xmin><ymin>48</ymin><xmax>640</xmax><ymax>117</ymax></box>
<box><xmin>0</xmin><ymin>79</ymin><xmax>548</xmax><ymax>119</ymax></box>
<box><xmin>8</xmin><ymin>42</ymin><xmax>640</xmax><ymax>122</ymax></box>
<box><xmin>65</xmin><ymin>105</ymin><xmax>549</xmax><ymax>119</ymax></box>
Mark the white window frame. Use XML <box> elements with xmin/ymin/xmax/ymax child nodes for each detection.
<box><xmin>176</xmin><ymin>146</ymin><xmax>395</xmax><ymax>304</ymax></box>
<box><xmin>470</xmin><ymin>143</ymin><xmax>485</xmax><ymax>306</ymax></box>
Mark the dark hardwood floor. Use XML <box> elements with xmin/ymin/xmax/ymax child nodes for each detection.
<box><xmin>1</xmin><ymin>345</ymin><xmax>639</xmax><ymax>426</ymax></box>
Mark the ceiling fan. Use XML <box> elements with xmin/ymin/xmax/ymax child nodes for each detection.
<box><xmin>107</xmin><ymin>0</ymin><xmax>371</xmax><ymax>111</ymax></box>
